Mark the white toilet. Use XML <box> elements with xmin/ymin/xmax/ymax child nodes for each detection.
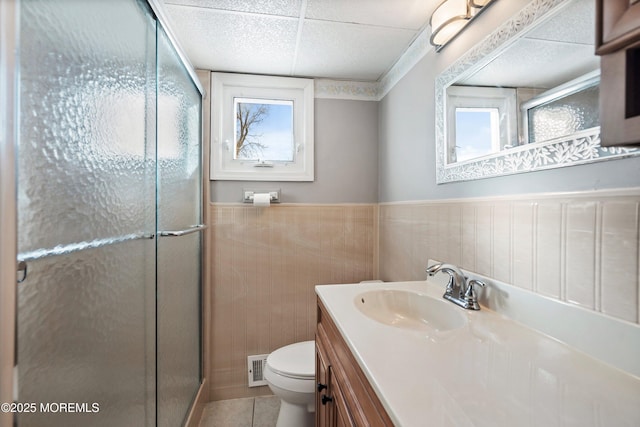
<box><xmin>264</xmin><ymin>340</ymin><xmax>316</xmax><ymax>427</ymax></box>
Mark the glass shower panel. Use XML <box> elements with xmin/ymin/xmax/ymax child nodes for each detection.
<box><xmin>17</xmin><ymin>0</ymin><xmax>157</xmax><ymax>426</ymax></box>
<box><xmin>157</xmin><ymin>232</ymin><xmax>202</xmax><ymax>426</ymax></box>
<box><xmin>18</xmin><ymin>0</ymin><xmax>157</xmax><ymax>253</ymax></box>
<box><xmin>17</xmin><ymin>241</ymin><xmax>155</xmax><ymax>427</ymax></box>
<box><xmin>156</xmin><ymin>24</ymin><xmax>203</xmax><ymax>427</ymax></box>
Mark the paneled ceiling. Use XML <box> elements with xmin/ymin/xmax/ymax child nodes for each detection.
<box><xmin>163</xmin><ymin>0</ymin><xmax>440</xmax><ymax>81</ymax></box>
<box><xmin>461</xmin><ymin>0</ymin><xmax>597</xmax><ymax>89</ymax></box>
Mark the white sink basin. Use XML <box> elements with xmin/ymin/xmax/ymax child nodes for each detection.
<box><xmin>354</xmin><ymin>289</ymin><xmax>466</xmax><ymax>332</ymax></box>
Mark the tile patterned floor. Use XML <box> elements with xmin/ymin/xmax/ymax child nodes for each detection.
<box><xmin>199</xmin><ymin>396</ymin><xmax>280</xmax><ymax>427</ymax></box>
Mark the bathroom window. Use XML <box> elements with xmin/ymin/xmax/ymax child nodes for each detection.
<box><xmin>210</xmin><ymin>73</ymin><xmax>314</xmax><ymax>181</ymax></box>
<box><xmin>446</xmin><ymin>86</ymin><xmax>517</xmax><ymax>163</ymax></box>
<box><xmin>454</xmin><ymin>107</ymin><xmax>501</xmax><ymax>162</ymax></box>
<box><xmin>234</xmin><ymin>98</ymin><xmax>294</xmax><ymax>161</ymax></box>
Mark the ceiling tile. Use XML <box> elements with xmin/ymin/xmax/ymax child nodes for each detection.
<box><xmin>525</xmin><ymin>0</ymin><xmax>594</xmax><ymax>45</ymax></box>
<box><xmin>164</xmin><ymin>0</ymin><xmax>301</xmax><ymax>17</ymax></box>
<box><xmin>462</xmin><ymin>38</ymin><xmax>599</xmax><ymax>89</ymax></box>
<box><xmin>165</xmin><ymin>5</ymin><xmax>299</xmax><ymax>75</ymax></box>
<box><xmin>305</xmin><ymin>0</ymin><xmax>433</xmax><ymax>30</ymax></box>
<box><xmin>294</xmin><ymin>20</ymin><xmax>416</xmax><ymax>81</ymax></box>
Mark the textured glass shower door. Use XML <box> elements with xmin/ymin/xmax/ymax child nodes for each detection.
<box><xmin>156</xmin><ymin>25</ymin><xmax>203</xmax><ymax>427</ymax></box>
<box><xmin>16</xmin><ymin>1</ymin><xmax>158</xmax><ymax>426</ymax></box>
<box><xmin>15</xmin><ymin>1</ymin><xmax>203</xmax><ymax>426</ymax></box>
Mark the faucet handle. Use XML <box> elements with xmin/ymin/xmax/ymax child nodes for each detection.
<box><xmin>464</xmin><ymin>279</ymin><xmax>486</xmax><ymax>305</ymax></box>
<box><xmin>444</xmin><ymin>275</ymin><xmax>455</xmax><ymax>295</ymax></box>
<box><xmin>468</xmin><ymin>278</ymin><xmax>485</xmax><ymax>288</ymax></box>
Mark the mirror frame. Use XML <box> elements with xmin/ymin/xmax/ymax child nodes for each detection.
<box><xmin>435</xmin><ymin>0</ymin><xmax>640</xmax><ymax>184</ymax></box>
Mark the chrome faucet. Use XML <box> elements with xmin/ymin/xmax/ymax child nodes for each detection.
<box><xmin>426</xmin><ymin>262</ymin><xmax>485</xmax><ymax>310</ymax></box>
<box><xmin>425</xmin><ymin>262</ymin><xmax>466</xmax><ymax>296</ymax></box>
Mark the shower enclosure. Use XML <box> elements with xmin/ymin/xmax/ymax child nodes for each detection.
<box><xmin>0</xmin><ymin>0</ymin><xmax>204</xmax><ymax>426</ymax></box>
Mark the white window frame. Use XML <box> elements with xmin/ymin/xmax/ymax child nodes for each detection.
<box><xmin>446</xmin><ymin>85</ymin><xmax>517</xmax><ymax>164</ymax></box>
<box><xmin>210</xmin><ymin>72</ymin><xmax>314</xmax><ymax>181</ymax></box>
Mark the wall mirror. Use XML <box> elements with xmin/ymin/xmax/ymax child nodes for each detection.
<box><xmin>435</xmin><ymin>0</ymin><xmax>640</xmax><ymax>183</ymax></box>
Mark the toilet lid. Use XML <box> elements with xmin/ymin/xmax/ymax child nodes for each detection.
<box><xmin>266</xmin><ymin>340</ymin><xmax>315</xmax><ymax>379</ymax></box>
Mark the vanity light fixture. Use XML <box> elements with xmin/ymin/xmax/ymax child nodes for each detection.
<box><xmin>430</xmin><ymin>0</ymin><xmax>496</xmax><ymax>50</ymax></box>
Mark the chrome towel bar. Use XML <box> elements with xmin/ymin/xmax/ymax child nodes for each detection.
<box><xmin>16</xmin><ymin>232</ymin><xmax>155</xmax><ymax>283</ymax></box>
<box><xmin>159</xmin><ymin>224</ymin><xmax>207</xmax><ymax>237</ymax></box>
<box><xmin>18</xmin><ymin>232</ymin><xmax>154</xmax><ymax>263</ymax></box>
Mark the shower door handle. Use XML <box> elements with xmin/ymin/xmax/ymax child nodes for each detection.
<box><xmin>159</xmin><ymin>224</ymin><xmax>207</xmax><ymax>237</ymax></box>
<box><xmin>17</xmin><ymin>260</ymin><xmax>27</xmax><ymax>283</ymax></box>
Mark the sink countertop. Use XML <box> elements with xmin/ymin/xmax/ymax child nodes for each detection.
<box><xmin>315</xmin><ymin>280</ymin><xmax>640</xmax><ymax>427</ymax></box>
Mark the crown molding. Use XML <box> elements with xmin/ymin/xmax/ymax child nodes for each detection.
<box><xmin>314</xmin><ymin>27</ymin><xmax>434</xmax><ymax>102</ymax></box>
<box><xmin>313</xmin><ymin>79</ymin><xmax>380</xmax><ymax>101</ymax></box>
<box><xmin>378</xmin><ymin>28</ymin><xmax>432</xmax><ymax>99</ymax></box>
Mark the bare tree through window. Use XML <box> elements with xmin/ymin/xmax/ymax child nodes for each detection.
<box><xmin>234</xmin><ymin>98</ymin><xmax>295</xmax><ymax>161</ymax></box>
<box><xmin>235</xmin><ymin>102</ymin><xmax>268</xmax><ymax>158</ymax></box>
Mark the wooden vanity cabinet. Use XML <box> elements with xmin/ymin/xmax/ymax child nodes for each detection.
<box><xmin>316</xmin><ymin>299</ymin><xmax>394</xmax><ymax>427</ymax></box>
<box><xmin>596</xmin><ymin>0</ymin><xmax>640</xmax><ymax>146</ymax></box>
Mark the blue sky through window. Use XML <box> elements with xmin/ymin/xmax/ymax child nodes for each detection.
<box><xmin>235</xmin><ymin>98</ymin><xmax>294</xmax><ymax>161</ymax></box>
<box><xmin>455</xmin><ymin>108</ymin><xmax>499</xmax><ymax>162</ymax></box>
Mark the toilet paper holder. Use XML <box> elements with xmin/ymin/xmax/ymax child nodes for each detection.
<box><xmin>243</xmin><ymin>189</ymin><xmax>280</xmax><ymax>204</ymax></box>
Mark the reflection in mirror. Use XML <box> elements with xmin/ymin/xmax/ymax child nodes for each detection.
<box><xmin>447</xmin><ymin>86</ymin><xmax>517</xmax><ymax>162</ymax></box>
<box><xmin>447</xmin><ymin>0</ymin><xmax>598</xmax><ymax>163</ymax></box>
<box><xmin>522</xmin><ymin>71</ymin><xmax>599</xmax><ymax>144</ymax></box>
<box><xmin>435</xmin><ymin>0</ymin><xmax>639</xmax><ymax>183</ymax></box>
<box><xmin>455</xmin><ymin>108</ymin><xmax>499</xmax><ymax>161</ymax></box>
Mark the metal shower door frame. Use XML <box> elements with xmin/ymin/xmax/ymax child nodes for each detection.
<box><xmin>0</xmin><ymin>1</ymin><xmax>205</xmax><ymax>426</ymax></box>
<box><xmin>0</xmin><ymin>1</ymin><xmax>18</xmax><ymax>427</ymax></box>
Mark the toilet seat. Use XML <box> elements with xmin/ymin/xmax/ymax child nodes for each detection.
<box><xmin>264</xmin><ymin>340</ymin><xmax>316</xmax><ymax>426</ymax></box>
<box><xmin>266</xmin><ymin>340</ymin><xmax>315</xmax><ymax>380</ymax></box>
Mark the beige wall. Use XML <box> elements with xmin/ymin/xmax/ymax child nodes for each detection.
<box><xmin>208</xmin><ymin>203</ymin><xmax>377</xmax><ymax>400</ymax></box>
<box><xmin>379</xmin><ymin>189</ymin><xmax>640</xmax><ymax>324</ymax></box>
<box><xmin>202</xmin><ymin>69</ymin><xmax>380</xmax><ymax>399</ymax></box>
<box><xmin>206</xmin><ymin>188</ymin><xmax>640</xmax><ymax>401</ymax></box>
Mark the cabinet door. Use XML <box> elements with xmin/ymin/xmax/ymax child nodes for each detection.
<box><xmin>596</xmin><ymin>0</ymin><xmax>640</xmax><ymax>146</ymax></box>
<box><xmin>596</xmin><ymin>0</ymin><xmax>640</xmax><ymax>54</ymax></box>
<box><xmin>316</xmin><ymin>341</ymin><xmax>354</xmax><ymax>427</ymax></box>
<box><xmin>599</xmin><ymin>43</ymin><xmax>640</xmax><ymax>146</ymax></box>
<box><xmin>316</xmin><ymin>339</ymin><xmax>332</xmax><ymax>427</ymax></box>
<box><xmin>333</xmin><ymin>378</ymin><xmax>356</xmax><ymax>427</ymax></box>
